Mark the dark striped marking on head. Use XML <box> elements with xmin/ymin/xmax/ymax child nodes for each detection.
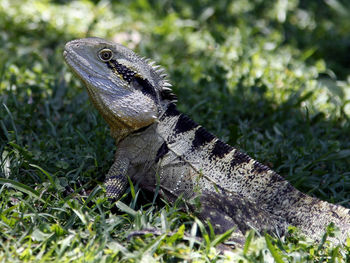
<box><xmin>107</xmin><ymin>59</ymin><xmax>136</xmax><ymax>83</ymax></box>
<box><xmin>174</xmin><ymin>114</ymin><xmax>198</xmax><ymax>134</ymax></box>
<box><xmin>192</xmin><ymin>127</ymin><xmax>216</xmax><ymax>149</ymax></box>
<box><xmin>210</xmin><ymin>140</ymin><xmax>233</xmax><ymax>159</ymax></box>
<box><xmin>133</xmin><ymin>76</ymin><xmax>158</xmax><ymax>100</ymax></box>
<box><xmin>155</xmin><ymin>142</ymin><xmax>169</xmax><ymax>163</ymax></box>
<box><xmin>231</xmin><ymin>150</ymin><xmax>250</xmax><ymax>168</ymax></box>
<box><xmin>107</xmin><ymin>59</ymin><xmax>158</xmax><ymax>101</ymax></box>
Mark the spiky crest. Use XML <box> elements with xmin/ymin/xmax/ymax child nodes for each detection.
<box><xmin>139</xmin><ymin>56</ymin><xmax>178</xmax><ymax>103</ymax></box>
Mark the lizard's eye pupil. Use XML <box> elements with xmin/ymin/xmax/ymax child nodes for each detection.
<box><xmin>98</xmin><ymin>49</ymin><xmax>113</xmax><ymax>62</ymax></box>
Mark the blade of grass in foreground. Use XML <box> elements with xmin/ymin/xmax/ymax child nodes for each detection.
<box><xmin>265</xmin><ymin>233</ymin><xmax>284</xmax><ymax>263</ymax></box>
<box><xmin>0</xmin><ymin>178</ymin><xmax>45</xmax><ymax>203</ymax></box>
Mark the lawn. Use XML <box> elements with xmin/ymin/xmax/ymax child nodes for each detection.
<box><xmin>1</xmin><ymin>0</ymin><xmax>350</xmax><ymax>262</ymax></box>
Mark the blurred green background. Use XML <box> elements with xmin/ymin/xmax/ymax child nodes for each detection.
<box><xmin>1</xmin><ymin>0</ymin><xmax>350</xmax><ymax>261</ymax></box>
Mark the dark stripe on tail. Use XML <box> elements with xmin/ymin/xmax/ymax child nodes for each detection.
<box><xmin>192</xmin><ymin>127</ymin><xmax>215</xmax><ymax>149</ymax></box>
<box><xmin>266</xmin><ymin>172</ymin><xmax>284</xmax><ymax>186</ymax></box>
<box><xmin>210</xmin><ymin>140</ymin><xmax>233</xmax><ymax>159</ymax></box>
<box><xmin>253</xmin><ymin>161</ymin><xmax>269</xmax><ymax>174</ymax></box>
<box><xmin>174</xmin><ymin>114</ymin><xmax>198</xmax><ymax>134</ymax></box>
<box><xmin>162</xmin><ymin>103</ymin><xmax>180</xmax><ymax>118</ymax></box>
<box><xmin>231</xmin><ymin>151</ymin><xmax>251</xmax><ymax>167</ymax></box>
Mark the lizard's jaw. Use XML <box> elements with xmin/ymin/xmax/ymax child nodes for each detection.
<box><xmin>63</xmin><ymin>45</ymin><xmax>122</xmax><ymax>93</ymax></box>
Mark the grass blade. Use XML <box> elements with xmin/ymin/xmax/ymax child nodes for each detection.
<box><xmin>115</xmin><ymin>200</ymin><xmax>137</xmax><ymax>217</ymax></box>
<box><xmin>0</xmin><ymin>178</ymin><xmax>45</xmax><ymax>202</ymax></box>
<box><xmin>265</xmin><ymin>233</ymin><xmax>284</xmax><ymax>263</ymax></box>
<box><xmin>210</xmin><ymin>227</ymin><xmax>236</xmax><ymax>247</ymax></box>
<box><xmin>243</xmin><ymin>230</ymin><xmax>255</xmax><ymax>255</ymax></box>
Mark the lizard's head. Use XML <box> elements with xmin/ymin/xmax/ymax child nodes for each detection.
<box><xmin>63</xmin><ymin>37</ymin><xmax>176</xmax><ymax>140</ymax></box>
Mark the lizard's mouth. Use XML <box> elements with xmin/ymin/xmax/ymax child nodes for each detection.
<box><xmin>63</xmin><ymin>49</ymin><xmax>114</xmax><ymax>97</ymax></box>
<box><xmin>63</xmin><ymin>49</ymin><xmax>130</xmax><ymax>98</ymax></box>
<box><xmin>63</xmin><ymin>41</ymin><xmax>108</xmax><ymax>83</ymax></box>
<box><xmin>63</xmin><ymin>50</ymin><xmax>95</xmax><ymax>80</ymax></box>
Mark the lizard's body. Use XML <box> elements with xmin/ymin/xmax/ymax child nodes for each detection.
<box><xmin>64</xmin><ymin>37</ymin><xmax>350</xmax><ymax>245</ymax></box>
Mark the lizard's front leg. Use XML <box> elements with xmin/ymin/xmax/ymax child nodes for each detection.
<box><xmin>104</xmin><ymin>155</ymin><xmax>130</xmax><ymax>200</ymax></box>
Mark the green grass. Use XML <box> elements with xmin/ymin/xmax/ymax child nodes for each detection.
<box><xmin>1</xmin><ymin>0</ymin><xmax>350</xmax><ymax>261</ymax></box>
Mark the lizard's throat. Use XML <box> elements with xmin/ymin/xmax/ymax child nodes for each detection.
<box><xmin>85</xmin><ymin>86</ymin><xmax>134</xmax><ymax>141</ymax></box>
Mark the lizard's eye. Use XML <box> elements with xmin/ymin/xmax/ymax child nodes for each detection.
<box><xmin>98</xmin><ymin>49</ymin><xmax>113</xmax><ymax>62</ymax></box>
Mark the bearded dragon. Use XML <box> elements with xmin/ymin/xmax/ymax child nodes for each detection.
<box><xmin>63</xmin><ymin>37</ymin><xmax>350</xmax><ymax>244</ymax></box>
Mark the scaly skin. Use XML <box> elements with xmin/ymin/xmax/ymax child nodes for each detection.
<box><xmin>64</xmin><ymin>37</ymin><xmax>350</xmax><ymax>245</ymax></box>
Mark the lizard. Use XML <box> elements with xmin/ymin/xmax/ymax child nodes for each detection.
<box><xmin>63</xmin><ymin>37</ymin><xmax>350</xmax><ymax>245</ymax></box>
